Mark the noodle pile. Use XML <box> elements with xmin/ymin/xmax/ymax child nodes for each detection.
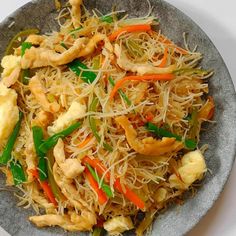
<box><xmin>0</xmin><ymin>0</ymin><xmax>215</xmax><ymax>235</ymax></box>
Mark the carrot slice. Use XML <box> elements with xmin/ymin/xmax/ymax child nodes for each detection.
<box><xmin>30</xmin><ymin>169</ymin><xmax>57</xmax><ymax>206</ymax></box>
<box><xmin>78</xmin><ymin>135</ymin><xmax>93</xmax><ymax>148</ymax></box>
<box><xmin>84</xmin><ymin>167</ymin><xmax>108</xmax><ymax>205</ymax></box>
<box><xmin>110</xmin><ymin>74</ymin><xmax>175</xmax><ymax>99</ymax></box>
<box><xmin>159</xmin><ymin>48</ymin><xmax>168</xmax><ymax>68</ymax></box>
<box><xmin>109</xmin><ymin>24</ymin><xmax>152</xmax><ymax>42</ymax></box>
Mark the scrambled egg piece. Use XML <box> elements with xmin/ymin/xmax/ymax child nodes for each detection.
<box><xmin>1</xmin><ymin>55</ymin><xmax>21</xmax><ymax>77</ymax></box>
<box><xmin>0</xmin><ymin>84</ymin><xmax>19</xmax><ymax>147</ymax></box>
<box><xmin>169</xmin><ymin>150</ymin><xmax>207</xmax><ymax>190</ymax></box>
<box><xmin>104</xmin><ymin>216</ymin><xmax>134</xmax><ymax>235</ymax></box>
<box><xmin>48</xmin><ymin>100</ymin><xmax>86</xmax><ymax>135</ymax></box>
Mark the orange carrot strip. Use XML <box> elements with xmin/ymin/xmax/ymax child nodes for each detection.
<box><xmin>109</xmin><ymin>24</ymin><xmax>152</xmax><ymax>42</ymax></box>
<box><xmin>82</xmin><ymin>156</ymin><xmax>110</xmax><ymax>181</ymax></box>
<box><xmin>82</xmin><ymin>157</ymin><xmax>145</xmax><ymax>210</ymax></box>
<box><xmin>30</xmin><ymin>169</ymin><xmax>57</xmax><ymax>206</ymax></box>
<box><xmin>84</xmin><ymin>167</ymin><xmax>108</xmax><ymax>204</ymax></box>
<box><xmin>114</xmin><ymin>179</ymin><xmax>145</xmax><ymax>210</ymax></box>
<box><xmin>78</xmin><ymin>135</ymin><xmax>93</xmax><ymax>149</ymax></box>
<box><xmin>198</xmin><ymin>96</ymin><xmax>215</xmax><ymax>120</ymax></box>
<box><xmin>110</xmin><ymin>74</ymin><xmax>175</xmax><ymax>99</ymax></box>
<box><xmin>145</xmin><ymin>112</ymin><xmax>154</xmax><ymax>122</ymax></box>
<box><xmin>159</xmin><ymin>48</ymin><xmax>168</xmax><ymax>68</ymax></box>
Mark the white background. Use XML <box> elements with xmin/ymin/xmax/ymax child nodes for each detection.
<box><xmin>0</xmin><ymin>0</ymin><xmax>236</xmax><ymax>236</ymax></box>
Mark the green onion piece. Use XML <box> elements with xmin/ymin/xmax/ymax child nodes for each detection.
<box><xmin>89</xmin><ymin>98</ymin><xmax>113</xmax><ymax>152</ymax></box>
<box><xmin>68</xmin><ymin>60</ymin><xmax>97</xmax><ymax>84</ymax></box>
<box><xmin>32</xmin><ymin>126</ymin><xmax>48</xmax><ymax>181</ymax></box>
<box><xmin>145</xmin><ymin>122</ymin><xmax>197</xmax><ymax>150</ymax></box>
<box><xmin>20</xmin><ymin>69</ymin><xmax>30</xmax><ymax>85</ymax></box>
<box><xmin>5</xmin><ymin>29</ymin><xmax>39</xmax><ymax>56</ymax></box>
<box><xmin>70</xmin><ymin>26</ymin><xmax>83</xmax><ymax>38</ymax></box>
<box><xmin>39</xmin><ymin>121</ymin><xmax>82</xmax><ymax>153</ymax></box>
<box><xmin>10</xmin><ymin>160</ymin><xmax>26</xmax><ymax>185</ymax></box>
<box><xmin>87</xmin><ymin>164</ymin><xmax>113</xmax><ymax>198</ymax></box>
<box><xmin>92</xmin><ymin>227</ymin><xmax>106</xmax><ymax>236</ymax></box>
<box><xmin>0</xmin><ymin>112</ymin><xmax>23</xmax><ymax>165</ymax></box>
<box><xmin>108</xmin><ymin>77</ymin><xmax>131</xmax><ymax>106</ymax></box>
<box><xmin>60</xmin><ymin>42</ymin><xmax>68</xmax><ymax>49</ymax></box>
<box><xmin>21</xmin><ymin>42</ymin><xmax>32</xmax><ymax>57</ymax></box>
<box><xmin>100</xmin><ymin>15</ymin><xmax>114</xmax><ymax>23</ymax></box>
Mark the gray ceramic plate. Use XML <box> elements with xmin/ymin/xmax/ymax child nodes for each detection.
<box><xmin>0</xmin><ymin>0</ymin><xmax>236</xmax><ymax>236</ymax></box>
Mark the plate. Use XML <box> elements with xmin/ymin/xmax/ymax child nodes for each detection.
<box><xmin>0</xmin><ymin>0</ymin><xmax>236</xmax><ymax>235</ymax></box>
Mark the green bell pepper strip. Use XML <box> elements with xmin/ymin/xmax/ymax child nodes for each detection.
<box><xmin>100</xmin><ymin>15</ymin><xmax>114</xmax><ymax>23</ymax></box>
<box><xmin>10</xmin><ymin>160</ymin><xmax>26</xmax><ymax>185</ymax></box>
<box><xmin>0</xmin><ymin>112</ymin><xmax>23</xmax><ymax>164</ymax></box>
<box><xmin>92</xmin><ymin>227</ymin><xmax>106</xmax><ymax>236</ymax></box>
<box><xmin>145</xmin><ymin>122</ymin><xmax>197</xmax><ymax>150</ymax></box>
<box><xmin>89</xmin><ymin>98</ymin><xmax>113</xmax><ymax>152</ymax></box>
<box><xmin>87</xmin><ymin>164</ymin><xmax>113</xmax><ymax>198</ymax></box>
<box><xmin>21</xmin><ymin>42</ymin><xmax>32</xmax><ymax>57</ymax></box>
<box><xmin>32</xmin><ymin>126</ymin><xmax>48</xmax><ymax>181</ymax></box>
<box><xmin>39</xmin><ymin>121</ymin><xmax>82</xmax><ymax>153</ymax></box>
<box><xmin>68</xmin><ymin>60</ymin><xmax>97</xmax><ymax>84</ymax></box>
<box><xmin>108</xmin><ymin>77</ymin><xmax>131</xmax><ymax>106</ymax></box>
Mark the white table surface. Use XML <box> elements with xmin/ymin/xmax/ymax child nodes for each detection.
<box><xmin>0</xmin><ymin>0</ymin><xmax>235</xmax><ymax>236</ymax></box>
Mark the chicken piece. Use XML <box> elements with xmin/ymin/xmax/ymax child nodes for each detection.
<box><xmin>29</xmin><ymin>212</ymin><xmax>95</xmax><ymax>231</ymax></box>
<box><xmin>21</xmin><ymin>37</ymin><xmax>86</xmax><ymax>69</ymax></box>
<box><xmin>53</xmin><ymin>139</ymin><xmax>84</xmax><ymax>179</ymax></box>
<box><xmin>115</xmin><ymin>116</ymin><xmax>183</xmax><ymax>156</ymax></box>
<box><xmin>25</xmin><ymin>34</ymin><xmax>45</xmax><ymax>46</ymax></box>
<box><xmin>104</xmin><ymin>216</ymin><xmax>134</xmax><ymax>235</ymax></box>
<box><xmin>114</xmin><ymin>44</ymin><xmax>176</xmax><ymax>75</ymax></box>
<box><xmin>1</xmin><ymin>67</ymin><xmax>21</xmax><ymax>88</ymax></box>
<box><xmin>169</xmin><ymin>150</ymin><xmax>206</xmax><ymax>190</ymax></box>
<box><xmin>78</xmin><ymin>33</ymin><xmax>106</xmax><ymax>57</ymax></box>
<box><xmin>0</xmin><ymin>83</ymin><xmax>19</xmax><ymax>147</ymax></box>
<box><xmin>48</xmin><ymin>100</ymin><xmax>86</xmax><ymax>135</ymax></box>
<box><xmin>24</xmin><ymin>137</ymin><xmax>37</xmax><ymax>183</ymax></box>
<box><xmin>31</xmin><ymin>110</ymin><xmax>53</xmax><ymax>128</ymax></box>
<box><xmin>70</xmin><ymin>211</ymin><xmax>96</xmax><ymax>230</ymax></box>
<box><xmin>29</xmin><ymin>75</ymin><xmax>60</xmax><ymax>113</ymax></box>
<box><xmin>1</xmin><ymin>55</ymin><xmax>21</xmax><ymax>77</ymax></box>
<box><xmin>69</xmin><ymin>0</ymin><xmax>83</xmax><ymax>28</ymax></box>
<box><xmin>53</xmin><ymin>163</ymin><xmax>90</xmax><ymax>210</ymax></box>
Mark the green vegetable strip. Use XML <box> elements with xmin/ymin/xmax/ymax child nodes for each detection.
<box><xmin>21</xmin><ymin>42</ymin><xmax>32</xmax><ymax>57</ymax></box>
<box><xmin>189</xmin><ymin>108</ymin><xmax>199</xmax><ymax>140</ymax></box>
<box><xmin>108</xmin><ymin>77</ymin><xmax>131</xmax><ymax>106</ymax></box>
<box><xmin>60</xmin><ymin>42</ymin><xmax>68</xmax><ymax>49</ymax></box>
<box><xmin>146</xmin><ymin>122</ymin><xmax>197</xmax><ymax>150</ymax></box>
<box><xmin>10</xmin><ymin>160</ymin><xmax>26</xmax><ymax>185</ymax></box>
<box><xmin>39</xmin><ymin>122</ymin><xmax>82</xmax><ymax>153</ymax></box>
<box><xmin>5</xmin><ymin>28</ymin><xmax>39</xmax><ymax>56</ymax></box>
<box><xmin>92</xmin><ymin>227</ymin><xmax>106</xmax><ymax>236</ymax></box>
<box><xmin>87</xmin><ymin>164</ymin><xmax>113</xmax><ymax>198</ymax></box>
<box><xmin>20</xmin><ymin>69</ymin><xmax>30</xmax><ymax>85</ymax></box>
<box><xmin>0</xmin><ymin>112</ymin><xmax>23</xmax><ymax>164</ymax></box>
<box><xmin>89</xmin><ymin>98</ymin><xmax>113</xmax><ymax>152</ymax></box>
<box><xmin>100</xmin><ymin>15</ymin><xmax>114</xmax><ymax>23</ymax></box>
<box><xmin>32</xmin><ymin>126</ymin><xmax>48</xmax><ymax>181</ymax></box>
<box><xmin>68</xmin><ymin>60</ymin><xmax>97</xmax><ymax>84</ymax></box>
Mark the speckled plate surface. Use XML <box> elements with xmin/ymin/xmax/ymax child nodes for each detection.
<box><xmin>0</xmin><ymin>0</ymin><xmax>236</xmax><ymax>236</ymax></box>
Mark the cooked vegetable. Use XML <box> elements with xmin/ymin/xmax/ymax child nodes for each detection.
<box><xmin>0</xmin><ymin>112</ymin><xmax>23</xmax><ymax>165</ymax></box>
<box><xmin>68</xmin><ymin>60</ymin><xmax>97</xmax><ymax>84</ymax></box>
<box><xmin>92</xmin><ymin>227</ymin><xmax>106</xmax><ymax>236</ymax></box>
<box><xmin>100</xmin><ymin>15</ymin><xmax>114</xmax><ymax>23</ymax></box>
<box><xmin>198</xmin><ymin>96</ymin><xmax>215</xmax><ymax>120</ymax></box>
<box><xmin>189</xmin><ymin>108</ymin><xmax>199</xmax><ymax>140</ymax></box>
<box><xmin>136</xmin><ymin>212</ymin><xmax>155</xmax><ymax>236</ymax></box>
<box><xmin>108</xmin><ymin>77</ymin><xmax>131</xmax><ymax>105</ymax></box>
<box><xmin>5</xmin><ymin>29</ymin><xmax>39</xmax><ymax>56</ymax></box>
<box><xmin>30</xmin><ymin>169</ymin><xmax>57</xmax><ymax>206</ymax></box>
<box><xmin>21</xmin><ymin>42</ymin><xmax>32</xmax><ymax>57</ymax></box>
<box><xmin>39</xmin><ymin>121</ymin><xmax>82</xmax><ymax>153</ymax></box>
<box><xmin>84</xmin><ymin>167</ymin><xmax>108</xmax><ymax>204</ymax></box>
<box><xmin>86</xmin><ymin>164</ymin><xmax>113</xmax><ymax>198</ymax></box>
<box><xmin>10</xmin><ymin>160</ymin><xmax>26</xmax><ymax>185</ymax></box>
<box><xmin>146</xmin><ymin>122</ymin><xmax>197</xmax><ymax>150</ymax></box>
<box><xmin>89</xmin><ymin>98</ymin><xmax>113</xmax><ymax>152</ymax></box>
<box><xmin>110</xmin><ymin>74</ymin><xmax>175</xmax><ymax>99</ymax></box>
<box><xmin>32</xmin><ymin>126</ymin><xmax>48</xmax><ymax>181</ymax></box>
<box><xmin>109</xmin><ymin>24</ymin><xmax>152</xmax><ymax>42</ymax></box>
<box><xmin>159</xmin><ymin>48</ymin><xmax>168</xmax><ymax>68</ymax></box>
